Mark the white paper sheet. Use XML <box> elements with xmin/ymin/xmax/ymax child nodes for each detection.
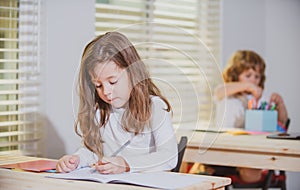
<box><xmin>48</xmin><ymin>167</ymin><xmax>208</xmax><ymax>189</ymax></box>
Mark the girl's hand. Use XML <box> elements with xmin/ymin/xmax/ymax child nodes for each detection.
<box><xmin>56</xmin><ymin>155</ymin><xmax>80</xmax><ymax>173</ymax></box>
<box><xmin>269</xmin><ymin>93</ymin><xmax>288</xmax><ymax>125</ymax></box>
<box><xmin>95</xmin><ymin>156</ymin><xmax>129</xmax><ymax>174</ymax></box>
<box><xmin>246</xmin><ymin>82</ymin><xmax>263</xmax><ymax>100</ymax></box>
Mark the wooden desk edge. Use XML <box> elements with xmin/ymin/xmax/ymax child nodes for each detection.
<box><xmin>0</xmin><ymin>168</ymin><xmax>231</xmax><ymax>190</ymax></box>
<box><xmin>183</xmin><ymin>147</ymin><xmax>300</xmax><ymax>172</ymax></box>
<box><xmin>0</xmin><ymin>155</ymin><xmax>231</xmax><ymax>190</ymax></box>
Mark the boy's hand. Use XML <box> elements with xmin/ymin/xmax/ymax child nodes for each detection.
<box><xmin>56</xmin><ymin>155</ymin><xmax>80</xmax><ymax>173</ymax></box>
<box><xmin>269</xmin><ymin>93</ymin><xmax>288</xmax><ymax>125</ymax></box>
<box><xmin>247</xmin><ymin>83</ymin><xmax>263</xmax><ymax>100</ymax></box>
<box><xmin>95</xmin><ymin>156</ymin><xmax>129</xmax><ymax>174</ymax></box>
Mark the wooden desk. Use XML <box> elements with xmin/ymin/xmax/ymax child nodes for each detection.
<box><xmin>179</xmin><ymin>131</ymin><xmax>300</xmax><ymax>172</ymax></box>
<box><xmin>0</xmin><ymin>154</ymin><xmax>231</xmax><ymax>190</ymax></box>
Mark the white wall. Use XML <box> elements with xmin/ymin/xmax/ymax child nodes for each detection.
<box><xmin>41</xmin><ymin>0</ymin><xmax>95</xmax><ymax>159</ymax></box>
<box><xmin>222</xmin><ymin>0</ymin><xmax>300</xmax><ymax>189</ymax></box>
<box><xmin>222</xmin><ymin>0</ymin><xmax>266</xmax><ymax>60</ymax></box>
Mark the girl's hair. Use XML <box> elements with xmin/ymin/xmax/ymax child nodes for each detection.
<box><xmin>223</xmin><ymin>50</ymin><xmax>266</xmax><ymax>88</ymax></box>
<box><xmin>75</xmin><ymin>32</ymin><xmax>171</xmax><ymax>158</ymax></box>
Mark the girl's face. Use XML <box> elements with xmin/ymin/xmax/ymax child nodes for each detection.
<box><xmin>92</xmin><ymin>61</ymin><xmax>132</xmax><ymax>108</ymax></box>
<box><xmin>238</xmin><ymin>68</ymin><xmax>261</xmax><ymax>86</ymax></box>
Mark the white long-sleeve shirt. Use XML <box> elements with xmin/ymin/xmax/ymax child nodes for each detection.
<box><xmin>215</xmin><ymin>96</ymin><xmax>246</xmax><ymax>129</ymax></box>
<box><xmin>215</xmin><ymin>94</ymin><xmax>261</xmax><ymax>129</ymax></box>
<box><xmin>74</xmin><ymin>96</ymin><xmax>178</xmax><ymax>172</ymax></box>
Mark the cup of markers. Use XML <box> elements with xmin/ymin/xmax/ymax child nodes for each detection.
<box><xmin>245</xmin><ymin>99</ymin><xmax>280</xmax><ymax>132</ymax></box>
<box><xmin>247</xmin><ymin>99</ymin><xmax>276</xmax><ymax>111</ymax></box>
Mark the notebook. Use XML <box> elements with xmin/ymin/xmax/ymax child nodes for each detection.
<box><xmin>48</xmin><ymin>167</ymin><xmax>217</xmax><ymax>189</ymax></box>
<box><xmin>0</xmin><ymin>159</ymin><xmax>57</xmax><ymax>172</ymax></box>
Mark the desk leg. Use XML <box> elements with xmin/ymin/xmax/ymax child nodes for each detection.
<box><xmin>179</xmin><ymin>162</ymin><xmax>189</xmax><ymax>173</ymax></box>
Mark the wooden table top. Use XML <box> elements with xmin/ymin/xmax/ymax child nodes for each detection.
<box><xmin>177</xmin><ymin>130</ymin><xmax>300</xmax><ymax>171</ymax></box>
<box><xmin>0</xmin><ymin>154</ymin><xmax>231</xmax><ymax>190</ymax></box>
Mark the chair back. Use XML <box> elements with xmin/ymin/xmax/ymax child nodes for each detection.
<box><xmin>171</xmin><ymin>136</ymin><xmax>188</xmax><ymax>172</ymax></box>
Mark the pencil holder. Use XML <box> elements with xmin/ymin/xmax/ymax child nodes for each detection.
<box><xmin>245</xmin><ymin>110</ymin><xmax>278</xmax><ymax>132</ymax></box>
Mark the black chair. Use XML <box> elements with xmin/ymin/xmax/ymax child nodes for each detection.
<box><xmin>171</xmin><ymin>136</ymin><xmax>188</xmax><ymax>172</ymax></box>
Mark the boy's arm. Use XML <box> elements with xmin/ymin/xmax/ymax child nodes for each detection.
<box><xmin>214</xmin><ymin>82</ymin><xmax>262</xmax><ymax>100</ymax></box>
<box><xmin>269</xmin><ymin>93</ymin><xmax>289</xmax><ymax>125</ymax></box>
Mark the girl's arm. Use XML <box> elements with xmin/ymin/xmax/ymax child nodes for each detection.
<box><xmin>73</xmin><ymin>146</ymin><xmax>99</xmax><ymax>168</ymax></box>
<box><xmin>214</xmin><ymin>82</ymin><xmax>263</xmax><ymax>101</ymax></box>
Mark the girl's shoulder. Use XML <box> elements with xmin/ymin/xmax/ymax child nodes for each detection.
<box><xmin>150</xmin><ymin>96</ymin><xmax>168</xmax><ymax>110</ymax></box>
<box><xmin>150</xmin><ymin>95</ymin><xmax>162</xmax><ymax>102</ymax></box>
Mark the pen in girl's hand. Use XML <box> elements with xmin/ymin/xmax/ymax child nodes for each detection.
<box><xmin>89</xmin><ymin>162</ymin><xmax>104</xmax><ymax>173</ymax></box>
<box><xmin>111</xmin><ymin>139</ymin><xmax>131</xmax><ymax>157</ymax></box>
<box><xmin>89</xmin><ymin>139</ymin><xmax>132</xmax><ymax>173</ymax></box>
